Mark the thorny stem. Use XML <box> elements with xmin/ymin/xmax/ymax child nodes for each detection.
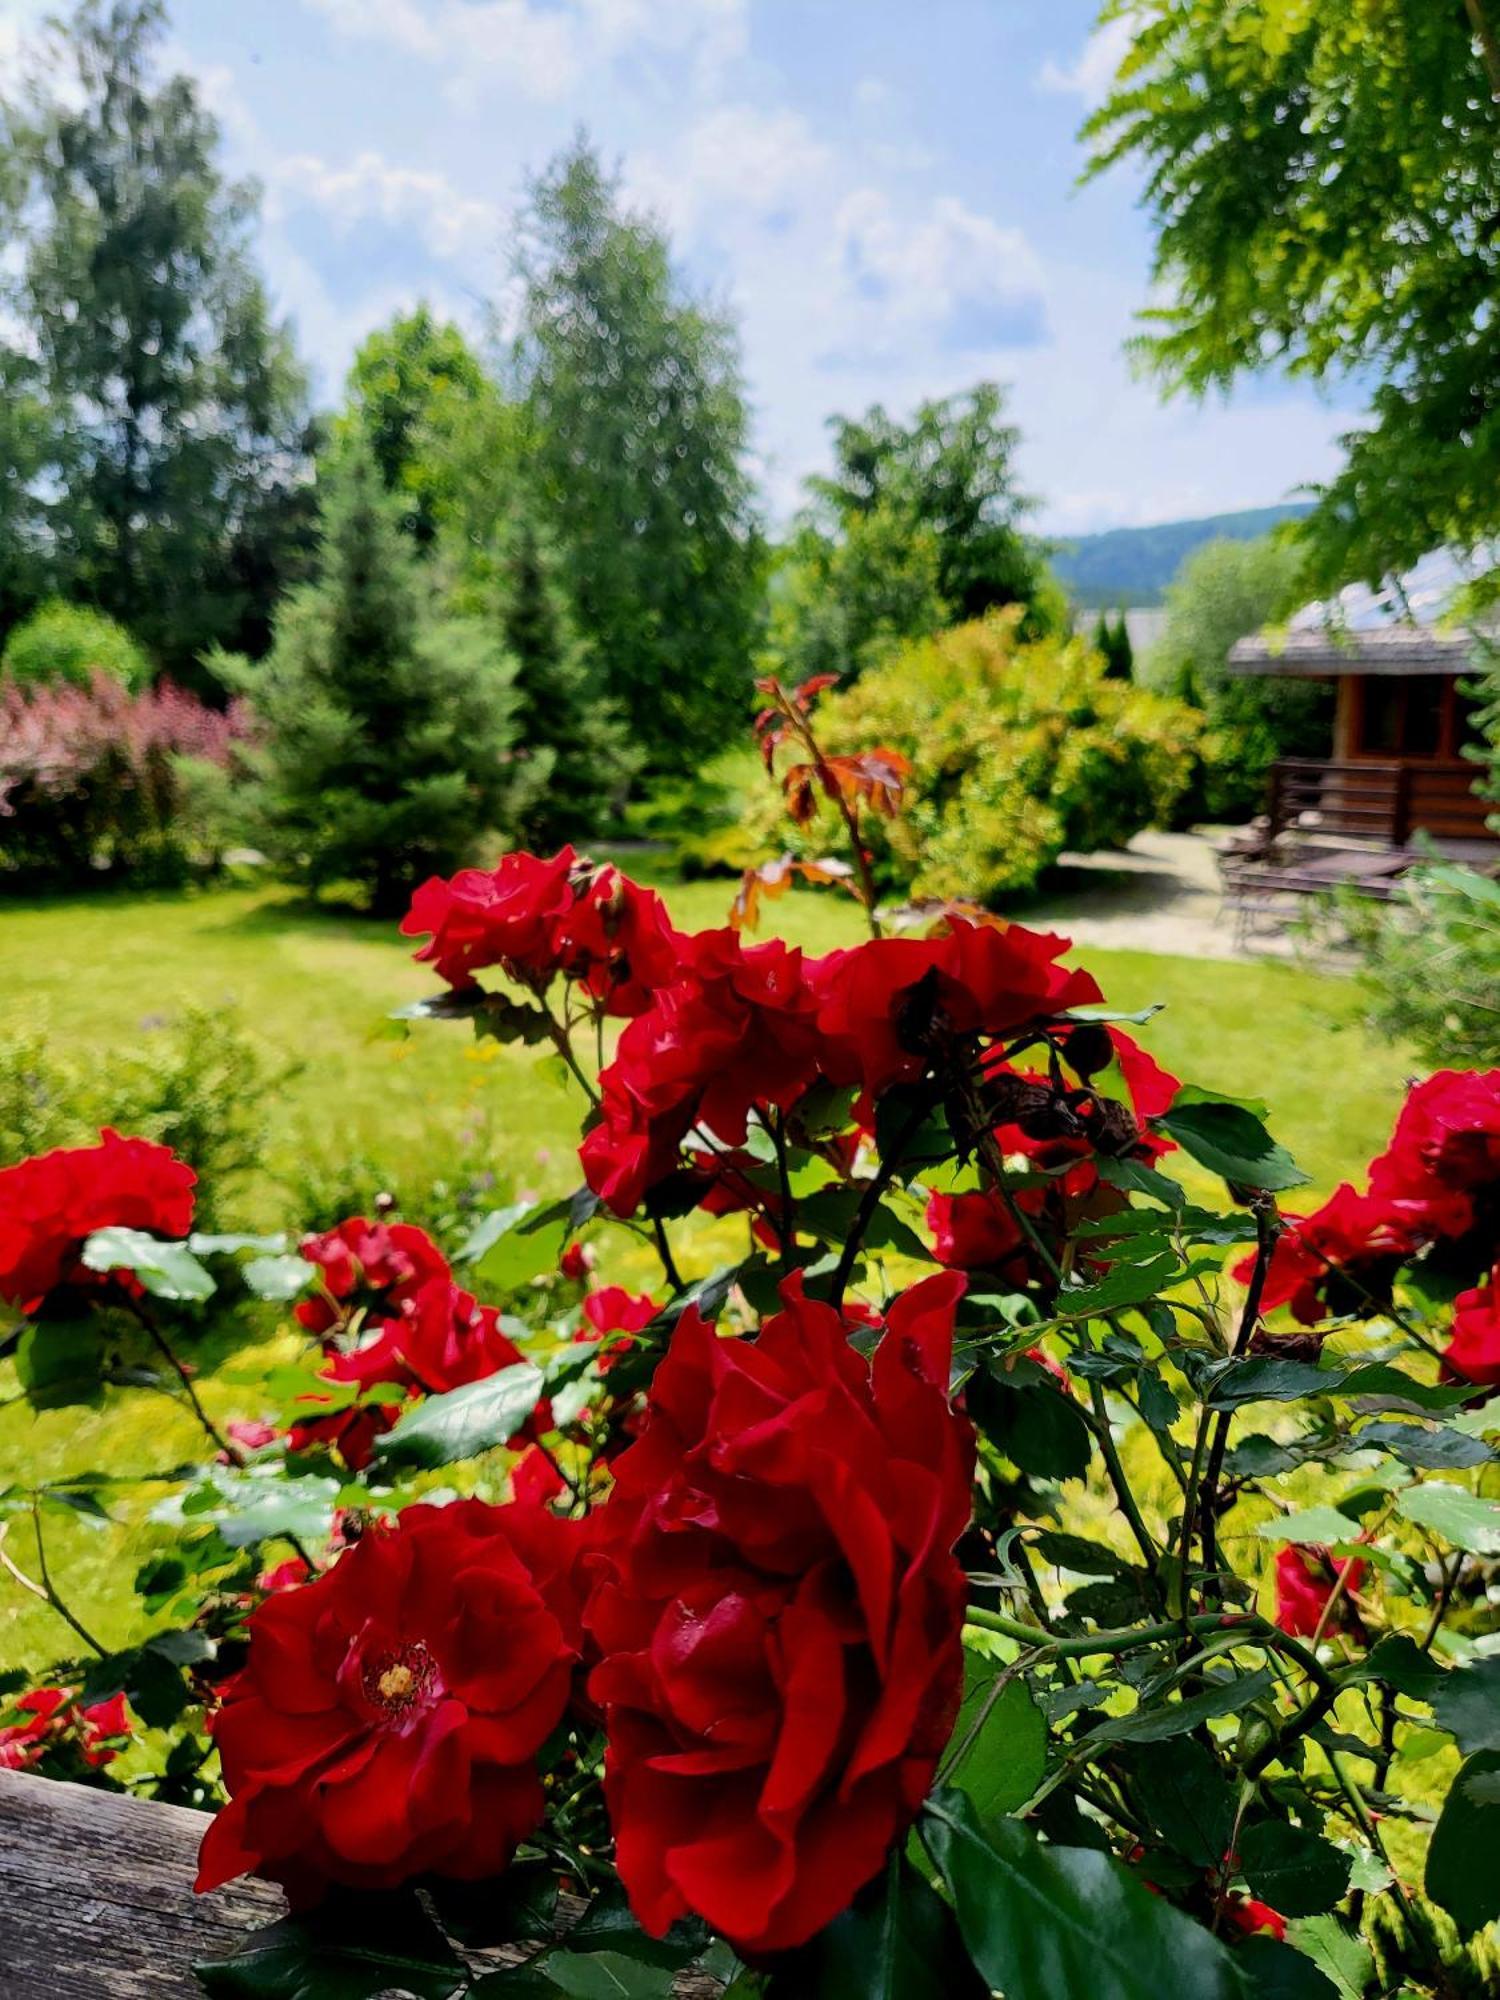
<box><xmin>1198</xmin><ymin>1196</ymin><xmax>1280</xmax><ymax>1595</ymax></box>
<box><xmin>0</xmin><ymin>1506</ymin><xmax>107</xmax><ymax>1658</ymax></box>
<box><xmin>126</xmin><ymin>1295</ymin><xmax>244</xmax><ymax>1469</ymax></box>
<box><xmin>650</xmin><ymin>1214</ymin><xmax>684</xmax><ymax>1295</ymax></box>
<box><xmin>539</xmin><ymin>1002</ymin><xmax>602</xmax><ymax>1111</ymax></box>
<box><xmin>1327</xmin><ymin>1747</ymin><xmax>1453</xmax><ymax>1992</ymax></box>
<box><xmin>771</xmin><ymin>685</ymin><xmax>883</xmax><ymax>939</ymax></box>
<box><xmin>829</xmin><ymin>1091</ymin><xmax>936</xmax><ymax>1306</ymax></box>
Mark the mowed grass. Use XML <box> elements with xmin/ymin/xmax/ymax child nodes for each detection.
<box><xmin>0</xmin><ymin>868</ymin><xmax>1416</xmax><ymax>1675</ymax></box>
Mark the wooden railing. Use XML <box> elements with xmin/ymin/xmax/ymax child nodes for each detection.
<box><xmin>1268</xmin><ymin>758</ymin><xmax>1495</xmax><ymax>846</ymax></box>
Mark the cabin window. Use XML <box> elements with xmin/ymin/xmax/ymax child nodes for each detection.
<box><xmin>1353</xmin><ymin>675</ymin><xmax>1459</xmax><ymax>759</ymax></box>
<box><xmin>1406</xmin><ymin>676</ymin><xmax>1444</xmax><ymax>754</ymax></box>
<box><xmin>1357</xmin><ymin>679</ymin><xmax>1403</xmax><ymax>754</ymax></box>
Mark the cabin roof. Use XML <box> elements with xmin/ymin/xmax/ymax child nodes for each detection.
<box><xmin>1228</xmin><ymin>625</ymin><xmax>1476</xmax><ymax>679</ymax></box>
<box><xmin>1228</xmin><ymin>546</ymin><xmax>1497</xmax><ymax>679</ymax></box>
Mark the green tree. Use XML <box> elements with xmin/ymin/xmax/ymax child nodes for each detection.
<box><xmin>1084</xmin><ymin>0</ymin><xmax>1500</xmax><ymax>599</ymax></box>
<box><xmin>514</xmin><ymin>138</ymin><xmax>761</xmax><ymax>772</ymax></box>
<box><xmin>342</xmin><ymin>307</ymin><xmax>494</xmax><ymax>553</ymax></box>
<box><xmin>1</xmin><ymin>599</ymin><xmax>151</xmax><ymax>693</ymax></box>
<box><xmin>1144</xmin><ymin>534</ymin><xmax>1328</xmax><ymax>819</ymax></box>
<box><xmin>0</xmin><ymin>0</ymin><xmax>314</xmax><ymax>680</ymax></box>
<box><xmin>1092</xmin><ymin>610</ymin><xmax>1134</xmax><ymax>680</ymax></box>
<box><xmin>773</xmin><ymin>384</ymin><xmax>1061</xmax><ymax>682</ymax></box>
<box><xmin>232</xmin><ymin>437</ymin><xmax>524</xmax><ymax>913</ymax></box>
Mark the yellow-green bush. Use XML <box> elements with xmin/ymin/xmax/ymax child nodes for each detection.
<box><xmin>813</xmin><ymin>610</ymin><xmax>1202</xmax><ymax>904</ymax></box>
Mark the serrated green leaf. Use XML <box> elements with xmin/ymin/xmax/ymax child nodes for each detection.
<box><xmin>947</xmin><ymin>1661</ymin><xmax>1047</xmax><ymax>1820</ymax></box>
<box><xmin>242</xmin><ymin>1255</ymin><xmax>315</xmax><ymax>1302</ymax></box>
<box><xmin>1129</xmin><ymin>1739</ymin><xmax>1236</xmax><ymax>1867</ymax></box>
<box><xmin>15</xmin><ymin>1321</ymin><xmax>104</xmax><ymax>1410</ymax></box>
<box><xmin>194</xmin><ymin>1896</ymin><xmax>465</xmax><ymax>1999</ymax></box>
<box><xmin>922</xmin><ymin>1787</ymin><xmax>1243</xmax><ymax>2000</ymax></box>
<box><xmin>1152</xmin><ymin>1093</ymin><xmax>1308</xmax><ymax>1192</ymax></box>
<box><xmin>1432</xmin><ymin>1657</ymin><xmax>1500</xmax><ymax>1755</ymax></box>
<box><xmin>372</xmin><ymin>1363</ymin><xmax>543</xmax><ymax>1470</ymax></box>
<box><xmin>81</xmin><ymin>1226</ymin><xmax>215</xmax><ymax>1301</ymax></box>
<box><xmin>1425</xmin><ymin>1749</ymin><xmax>1500</xmax><ymax>1935</ymax></box>
<box><xmin>1396</xmin><ymin>1484</ymin><xmax>1500</xmax><ymax>1554</ymax></box>
<box><xmin>766</xmin><ymin>1851</ymin><xmax>986</xmax><ymax>1998</ymax></box>
<box><xmin>463</xmin><ymin>1203</ymin><xmax>568</xmax><ymax>1291</ymax></box>
<box><xmin>1238</xmin><ymin>1820</ymin><xmax>1352</xmax><ymax>1918</ymax></box>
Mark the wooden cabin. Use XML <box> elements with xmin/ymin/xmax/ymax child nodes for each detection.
<box><xmin>1228</xmin><ymin>622</ymin><xmax>1496</xmax><ymax>854</ymax></box>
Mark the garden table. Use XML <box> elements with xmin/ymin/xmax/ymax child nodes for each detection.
<box><xmin>0</xmin><ymin>1766</ymin><xmax>720</xmax><ymax>1997</ymax></box>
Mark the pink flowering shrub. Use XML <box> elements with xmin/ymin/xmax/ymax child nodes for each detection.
<box><xmin>0</xmin><ymin>671</ymin><xmax>251</xmax><ymax>886</ymax></box>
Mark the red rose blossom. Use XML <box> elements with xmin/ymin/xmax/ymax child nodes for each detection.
<box><xmin>559</xmin><ymin>1240</ymin><xmax>592</xmax><ymax>1282</ymax></box>
<box><xmin>1272</xmin><ymin>1544</ymin><xmax>1365</xmax><ymax>1638</ymax></box>
<box><xmin>295</xmin><ymin>1217</ymin><xmax>450</xmax><ymax>1337</ymax></box>
<box><xmin>1225</xmin><ymin>1897</ymin><xmax>1287</xmax><ymax>1942</ymax></box>
<box><xmin>0</xmin><ymin>1686</ymin><xmax>131</xmax><ymax>1771</ymax></box>
<box><xmin>584</xmin><ymin>1270</ymin><xmax>974</xmax><ymax>1956</ymax></box>
<box><xmin>1445</xmin><ymin>1263</ymin><xmax>1500</xmax><ymax>1387</ymax></box>
<box><xmin>402</xmin><ymin>849</ymin><xmax>681</xmax><ymax>1018</ymax></box>
<box><xmin>0</xmin><ymin>1130</ymin><xmax>196</xmax><ymax>1310</ymax></box>
<box><xmin>1238</xmin><ymin>1184</ymin><xmax>1421</xmax><ymax>1327</ymax></box>
<box><xmin>289</xmin><ymin>1278</ymin><xmax>535</xmax><ymax>1470</ymax></box>
<box><xmin>581</xmin><ymin>931</ymin><xmax>828</xmax><ymax>1216</ymax></box>
<box><xmin>196</xmin><ymin>1499</ymin><xmax>586</xmax><ymax>1899</ymax></box>
<box><xmin>1369</xmin><ymin>1068</ymin><xmax>1500</xmax><ymax>1232</ymax></box>
<box><xmin>811</xmin><ymin>920</ymin><xmax>1103</xmax><ymax>1099</ymax></box>
<box><xmin>926</xmin><ymin>1187</ymin><xmax>1027</xmax><ymax>1273</ymax></box>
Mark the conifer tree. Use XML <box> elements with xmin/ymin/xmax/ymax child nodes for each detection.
<box><xmin>234</xmin><ymin>438</ymin><xmax>522</xmax><ymax>912</ymax></box>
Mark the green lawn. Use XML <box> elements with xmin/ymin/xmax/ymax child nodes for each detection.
<box><xmin>0</xmin><ymin>867</ymin><xmax>1415</xmax><ymax>1676</ymax></box>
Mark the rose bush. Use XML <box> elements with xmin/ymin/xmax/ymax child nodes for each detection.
<box><xmin>3</xmin><ymin>718</ymin><xmax>1500</xmax><ymax>1998</ymax></box>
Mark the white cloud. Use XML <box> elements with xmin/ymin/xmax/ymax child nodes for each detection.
<box><xmin>628</xmin><ymin>103</ymin><xmax>833</xmax><ymax>236</ymax></box>
<box><xmin>1037</xmin><ymin>14</ymin><xmax>1137</xmax><ymax>108</ymax></box>
<box><xmin>300</xmin><ymin>0</ymin><xmax>746</xmax><ymax>103</ymax></box>
<box><xmin>829</xmin><ymin>189</ymin><xmax>1049</xmax><ymax>357</ymax></box>
<box><xmin>268</xmin><ymin>151</ymin><xmax>504</xmax><ymax>263</ymax></box>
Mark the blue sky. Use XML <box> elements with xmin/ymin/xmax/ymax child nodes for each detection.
<box><xmin>1</xmin><ymin>0</ymin><xmax>1357</xmax><ymax>533</ymax></box>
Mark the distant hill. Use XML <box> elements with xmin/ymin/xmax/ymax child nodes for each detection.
<box><xmin>1051</xmin><ymin>503</ymin><xmax>1313</xmax><ymax>609</ymax></box>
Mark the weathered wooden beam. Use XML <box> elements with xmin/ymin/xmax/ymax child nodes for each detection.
<box><xmin>0</xmin><ymin>1767</ymin><xmax>722</xmax><ymax>1997</ymax></box>
<box><xmin>0</xmin><ymin>1767</ymin><xmax>282</xmax><ymax>1999</ymax></box>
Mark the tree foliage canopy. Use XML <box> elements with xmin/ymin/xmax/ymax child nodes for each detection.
<box><xmin>1085</xmin><ymin>0</ymin><xmax>1500</xmax><ymax>597</ymax></box>
<box><xmin>514</xmin><ymin>139</ymin><xmax>762</xmax><ymax>772</ymax></box>
<box><xmin>0</xmin><ymin>0</ymin><xmax>315</xmax><ymax>680</ymax></box>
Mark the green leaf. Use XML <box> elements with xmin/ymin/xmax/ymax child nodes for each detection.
<box><xmin>15</xmin><ymin>1321</ymin><xmax>104</xmax><ymax>1410</ymax></box>
<box><xmin>1231</xmin><ymin>1937</ymin><xmax>1339</xmax><ymax>1998</ymax></box>
<box><xmin>1354</xmin><ymin>1420</ymin><xmax>1493</xmax><ymax>1470</ymax></box>
<box><xmin>1358</xmin><ymin>1634</ymin><xmax>1445</xmax><ymax>1699</ymax></box>
<box><xmin>1152</xmin><ymin>1091</ymin><xmax>1309</xmax><ymax>1192</ymax></box>
<box><xmin>526</xmin><ymin>1951</ymin><xmax>672</xmax><ymax>1999</ymax></box>
<box><xmin>463</xmin><ymin>1203</ymin><xmax>568</xmax><ymax>1291</ymax></box>
<box><xmin>921</xmin><ymin>1787</ymin><xmax>1243</xmax><ymax>2000</ymax></box>
<box><xmin>1060</xmin><ymin>1251</ymin><xmax>1182</xmax><ymax>1316</ymax></box>
<box><xmin>1091</xmin><ymin>1670</ymin><xmax>1276</xmax><ymax>1746</ymax></box>
<box><xmin>767</xmin><ymin>1851</ymin><xmax>986</xmax><ymax>1998</ymax></box>
<box><xmin>1094</xmin><ymin>1154</ymin><xmax>1186</xmax><ymax>1207</ymax></box>
<box><xmin>1396</xmin><ymin>1484</ymin><xmax>1500</xmax><ymax>1555</ymax></box>
<box><xmin>1205</xmin><ymin>1358</ymin><xmax>1466</xmax><ymax>1414</ymax></box>
<box><xmin>969</xmin><ymin>1364</ymin><xmax>1094</xmax><ymax>1481</ymax></box>
<box><xmin>194</xmin><ymin>1894</ymin><xmax>465</xmax><ymax>1999</ymax></box>
<box><xmin>242</xmin><ymin>1255</ymin><xmax>315</xmax><ymax>1303</ymax></box>
<box><xmin>81</xmin><ymin>1226</ymin><xmax>215</xmax><ymax>1301</ymax></box>
<box><xmin>1129</xmin><ymin>1739</ymin><xmax>1236</xmax><ymax>1867</ymax></box>
<box><xmin>153</xmin><ymin>1464</ymin><xmax>342</xmax><ymax>1550</ymax></box>
<box><xmin>189</xmin><ymin>1233</ymin><xmax>290</xmax><ymax>1256</ymax></box>
<box><xmin>1255</xmin><ymin>1507</ymin><xmax>1363</xmax><ymax>1547</ymax></box>
<box><xmin>372</xmin><ymin>1363</ymin><xmax>544</xmax><ymax>1469</ymax></box>
<box><xmin>424</xmin><ymin>1863</ymin><xmax>560</xmax><ymax>1951</ymax></box>
<box><xmin>1433</xmin><ymin>1658</ymin><xmax>1500</xmax><ymax>1756</ymax></box>
<box><xmin>947</xmin><ymin>1660</ymin><xmax>1047</xmax><ymax>1820</ymax></box>
<box><xmin>1425</xmin><ymin>1749</ymin><xmax>1500</xmax><ymax>1936</ymax></box>
<box><xmin>1030</xmin><ymin>1530</ymin><xmax>1137</xmax><ymax>1577</ymax></box>
<box><xmin>1282</xmin><ymin>1917</ymin><xmax>1373</xmax><ymax>2000</ymax></box>
<box><xmin>1238</xmin><ymin>1821</ymin><xmax>1352</xmax><ymax>1919</ymax></box>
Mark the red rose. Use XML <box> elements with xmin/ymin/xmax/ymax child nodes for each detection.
<box><xmin>0</xmin><ymin>1129</ymin><xmax>196</xmax><ymax>1310</ymax></box>
<box><xmin>1238</xmin><ymin>1184</ymin><xmax>1420</xmax><ymax>1327</ymax></box>
<box><xmin>584</xmin><ymin>1270</ymin><xmax>973</xmax><ymax>1956</ymax></box>
<box><xmin>1370</xmin><ymin>1068</ymin><xmax>1500</xmax><ymax>1229</ymax></box>
<box><xmin>581</xmin><ymin>931</ymin><xmax>828</xmax><ymax>1216</ymax></box>
<box><xmin>196</xmin><ymin>1499</ymin><xmax>586</xmax><ymax>1899</ymax></box>
<box><xmin>1445</xmin><ymin>1263</ymin><xmax>1500</xmax><ymax>1387</ymax></box>
<box><xmin>926</xmin><ymin>1188</ymin><xmax>1026</xmax><ymax>1273</ymax></box>
<box><xmin>1272</xmin><ymin>1544</ymin><xmax>1365</xmax><ymax>1638</ymax></box>
<box><xmin>0</xmin><ymin>1686</ymin><xmax>131</xmax><ymax>1771</ymax></box>
<box><xmin>295</xmin><ymin>1217</ymin><xmax>450</xmax><ymax>1337</ymax></box>
<box><xmin>559</xmin><ymin>1241</ymin><xmax>592</xmax><ymax>1282</ymax></box>
<box><xmin>579</xmin><ymin>1285</ymin><xmax>658</xmax><ymax>1375</ymax></box>
<box><xmin>402</xmin><ymin>850</ymin><xmax>681</xmax><ymax>1018</ymax></box>
<box><xmin>1225</xmin><ymin>1897</ymin><xmax>1287</xmax><ymax>1942</ymax></box>
<box><xmin>511</xmin><ymin>1445</ymin><xmax>568</xmax><ymax>1506</ymax></box>
<box><xmin>401</xmin><ymin>847</ymin><xmax>578</xmax><ymax>989</ymax></box>
<box><xmin>552</xmin><ymin>865</ymin><xmax>684</xmax><ymax>1018</ymax></box>
<box><xmin>811</xmin><ymin>921</ymin><xmax>1103</xmax><ymax>1099</ymax></box>
<box><xmin>289</xmin><ymin>1279</ymin><xmax>535</xmax><ymax>1470</ymax></box>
